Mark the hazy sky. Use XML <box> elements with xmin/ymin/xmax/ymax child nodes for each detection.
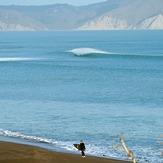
<box><xmin>0</xmin><ymin>0</ymin><xmax>107</xmax><ymax>6</ymax></box>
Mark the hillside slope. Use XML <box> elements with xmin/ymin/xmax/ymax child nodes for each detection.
<box><xmin>0</xmin><ymin>0</ymin><xmax>163</xmax><ymax>31</ymax></box>
<box><xmin>78</xmin><ymin>0</ymin><xmax>163</xmax><ymax>30</ymax></box>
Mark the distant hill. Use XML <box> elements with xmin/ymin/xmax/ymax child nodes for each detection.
<box><xmin>78</xmin><ymin>0</ymin><xmax>163</xmax><ymax>30</ymax></box>
<box><xmin>0</xmin><ymin>8</ymin><xmax>46</xmax><ymax>31</ymax></box>
<box><xmin>0</xmin><ymin>0</ymin><xmax>163</xmax><ymax>31</ymax></box>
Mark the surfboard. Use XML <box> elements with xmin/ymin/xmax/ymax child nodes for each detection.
<box><xmin>73</xmin><ymin>144</ymin><xmax>81</xmax><ymax>150</ymax></box>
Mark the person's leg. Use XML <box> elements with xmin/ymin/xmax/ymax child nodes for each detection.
<box><xmin>82</xmin><ymin>151</ymin><xmax>85</xmax><ymax>158</ymax></box>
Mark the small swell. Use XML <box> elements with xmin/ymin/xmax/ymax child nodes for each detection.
<box><xmin>0</xmin><ymin>58</ymin><xmax>39</xmax><ymax>62</ymax></box>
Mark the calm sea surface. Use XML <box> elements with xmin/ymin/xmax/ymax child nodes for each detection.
<box><xmin>0</xmin><ymin>31</ymin><xmax>163</xmax><ymax>162</ymax></box>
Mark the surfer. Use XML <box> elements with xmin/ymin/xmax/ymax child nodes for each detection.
<box><xmin>80</xmin><ymin>140</ymin><xmax>86</xmax><ymax>158</ymax></box>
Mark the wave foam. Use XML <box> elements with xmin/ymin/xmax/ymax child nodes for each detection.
<box><xmin>68</xmin><ymin>48</ymin><xmax>163</xmax><ymax>58</ymax></box>
<box><xmin>0</xmin><ymin>129</ymin><xmax>75</xmax><ymax>152</ymax></box>
<box><xmin>0</xmin><ymin>129</ymin><xmax>162</xmax><ymax>162</ymax></box>
<box><xmin>68</xmin><ymin>48</ymin><xmax>110</xmax><ymax>56</ymax></box>
<box><xmin>0</xmin><ymin>129</ymin><xmax>55</xmax><ymax>144</ymax></box>
<box><xmin>0</xmin><ymin>58</ymin><xmax>39</xmax><ymax>62</ymax></box>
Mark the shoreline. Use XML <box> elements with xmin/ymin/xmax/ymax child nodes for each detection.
<box><xmin>0</xmin><ymin>140</ymin><xmax>131</xmax><ymax>163</ymax></box>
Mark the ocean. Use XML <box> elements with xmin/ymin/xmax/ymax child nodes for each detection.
<box><xmin>0</xmin><ymin>31</ymin><xmax>162</xmax><ymax>163</ymax></box>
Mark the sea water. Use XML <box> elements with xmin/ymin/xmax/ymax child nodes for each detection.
<box><xmin>0</xmin><ymin>31</ymin><xmax>162</xmax><ymax>163</ymax></box>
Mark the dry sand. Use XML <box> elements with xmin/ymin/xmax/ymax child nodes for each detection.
<box><xmin>0</xmin><ymin>141</ymin><xmax>131</xmax><ymax>163</ymax></box>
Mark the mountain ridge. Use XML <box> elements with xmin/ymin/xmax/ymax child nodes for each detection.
<box><xmin>0</xmin><ymin>0</ymin><xmax>163</xmax><ymax>31</ymax></box>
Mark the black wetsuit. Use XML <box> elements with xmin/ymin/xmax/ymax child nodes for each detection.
<box><xmin>80</xmin><ymin>142</ymin><xmax>86</xmax><ymax>157</ymax></box>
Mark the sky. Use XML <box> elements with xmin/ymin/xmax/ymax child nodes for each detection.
<box><xmin>0</xmin><ymin>0</ymin><xmax>107</xmax><ymax>6</ymax></box>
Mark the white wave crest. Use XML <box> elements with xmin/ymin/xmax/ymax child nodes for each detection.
<box><xmin>0</xmin><ymin>129</ymin><xmax>54</xmax><ymax>144</ymax></box>
<box><xmin>0</xmin><ymin>57</ymin><xmax>39</xmax><ymax>62</ymax></box>
<box><xmin>0</xmin><ymin>129</ymin><xmax>78</xmax><ymax>152</ymax></box>
<box><xmin>68</xmin><ymin>48</ymin><xmax>110</xmax><ymax>56</ymax></box>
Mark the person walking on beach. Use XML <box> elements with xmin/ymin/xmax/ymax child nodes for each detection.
<box><xmin>80</xmin><ymin>140</ymin><xmax>86</xmax><ymax>158</ymax></box>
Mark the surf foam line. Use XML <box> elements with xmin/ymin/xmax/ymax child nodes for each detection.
<box><xmin>0</xmin><ymin>57</ymin><xmax>40</xmax><ymax>62</ymax></box>
<box><xmin>67</xmin><ymin>48</ymin><xmax>111</xmax><ymax>56</ymax></box>
<box><xmin>0</xmin><ymin>129</ymin><xmax>55</xmax><ymax>144</ymax></box>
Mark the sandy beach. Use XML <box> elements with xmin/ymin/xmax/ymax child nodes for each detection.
<box><xmin>0</xmin><ymin>141</ymin><xmax>131</xmax><ymax>163</ymax></box>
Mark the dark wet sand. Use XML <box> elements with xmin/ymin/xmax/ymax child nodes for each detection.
<box><xmin>0</xmin><ymin>141</ymin><xmax>131</xmax><ymax>163</ymax></box>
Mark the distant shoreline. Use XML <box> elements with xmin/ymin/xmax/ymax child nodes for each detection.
<box><xmin>0</xmin><ymin>29</ymin><xmax>163</xmax><ymax>32</ymax></box>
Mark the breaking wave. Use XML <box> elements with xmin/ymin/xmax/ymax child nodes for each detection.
<box><xmin>68</xmin><ymin>48</ymin><xmax>163</xmax><ymax>59</ymax></box>
<box><xmin>0</xmin><ymin>129</ymin><xmax>76</xmax><ymax>152</ymax></box>
<box><xmin>0</xmin><ymin>129</ymin><xmax>54</xmax><ymax>144</ymax></box>
<box><xmin>68</xmin><ymin>48</ymin><xmax>111</xmax><ymax>56</ymax></box>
